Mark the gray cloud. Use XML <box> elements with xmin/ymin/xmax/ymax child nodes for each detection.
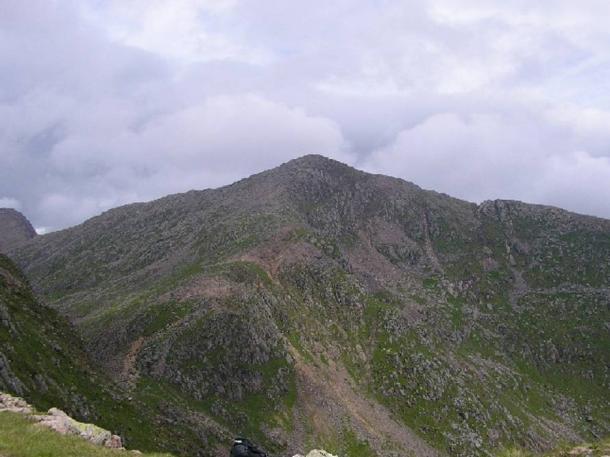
<box><xmin>1</xmin><ymin>0</ymin><xmax>609</xmax><ymax>230</ymax></box>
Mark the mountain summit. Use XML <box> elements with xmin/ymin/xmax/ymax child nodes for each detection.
<box><xmin>7</xmin><ymin>155</ymin><xmax>610</xmax><ymax>457</ymax></box>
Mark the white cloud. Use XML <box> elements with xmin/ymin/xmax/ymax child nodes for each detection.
<box><xmin>29</xmin><ymin>94</ymin><xmax>351</xmax><ymax>228</ymax></box>
<box><xmin>88</xmin><ymin>0</ymin><xmax>271</xmax><ymax>64</ymax></box>
<box><xmin>363</xmin><ymin>111</ymin><xmax>610</xmax><ymax>217</ymax></box>
<box><xmin>1</xmin><ymin>0</ymin><xmax>610</xmax><ymax>230</ymax></box>
<box><xmin>0</xmin><ymin>197</ymin><xmax>21</xmax><ymax>209</ymax></box>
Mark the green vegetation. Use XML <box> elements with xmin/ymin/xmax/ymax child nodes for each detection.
<box><xmin>326</xmin><ymin>428</ymin><xmax>376</xmax><ymax>457</ymax></box>
<box><xmin>0</xmin><ymin>412</ymin><xmax>173</xmax><ymax>457</ymax></box>
<box><xmin>0</xmin><ymin>254</ymin><xmax>210</xmax><ymax>455</ymax></box>
<box><xmin>496</xmin><ymin>436</ymin><xmax>610</xmax><ymax>457</ymax></box>
<box><xmin>422</xmin><ymin>277</ymin><xmax>439</xmax><ymax>289</ymax></box>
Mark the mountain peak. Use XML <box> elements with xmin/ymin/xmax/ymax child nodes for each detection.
<box><xmin>279</xmin><ymin>154</ymin><xmax>357</xmax><ymax>173</ymax></box>
<box><xmin>0</xmin><ymin>208</ymin><xmax>36</xmax><ymax>253</ymax></box>
<box><xmin>284</xmin><ymin>153</ymin><xmax>340</xmax><ymax>164</ymax></box>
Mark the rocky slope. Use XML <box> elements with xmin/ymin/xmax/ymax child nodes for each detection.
<box><xmin>0</xmin><ymin>208</ymin><xmax>36</xmax><ymax>253</ymax></box>
<box><xmin>0</xmin><ymin>253</ymin><xmax>233</xmax><ymax>456</ymax></box>
<box><xmin>8</xmin><ymin>155</ymin><xmax>610</xmax><ymax>456</ymax></box>
<box><xmin>0</xmin><ymin>252</ymin><xmax>102</xmax><ymax>416</ymax></box>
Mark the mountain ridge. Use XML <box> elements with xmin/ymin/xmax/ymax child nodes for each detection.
<box><xmin>6</xmin><ymin>155</ymin><xmax>610</xmax><ymax>457</ymax></box>
<box><xmin>21</xmin><ymin>154</ymin><xmax>610</xmax><ymax>240</ymax></box>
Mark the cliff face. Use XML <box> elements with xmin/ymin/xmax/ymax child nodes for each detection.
<box><xmin>0</xmin><ymin>208</ymin><xmax>36</xmax><ymax>253</ymax></box>
<box><xmin>9</xmin><ymin>156</ymin><xmax>610</xmax><ymax>457</ymax></box>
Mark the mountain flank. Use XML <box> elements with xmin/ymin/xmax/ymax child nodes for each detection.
<box><xmin>0</xmin><ymin>253</ymin><xmax>233</xmax><ymax>455</ymax></box>
<box><xmin>0</xmin><ymin>208</ymin><xmax>36</xmax><ymax>253</ymax></box>
<box><xmin>7</xmin><ymin>155</ymin><xmax>610</xmax><ymax>457</ymax></box>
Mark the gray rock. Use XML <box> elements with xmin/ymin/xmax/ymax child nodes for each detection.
<box><xmin>0</xmin><ymin>208</ymin><xmax>36</xmax><ymax>253</ymax></box>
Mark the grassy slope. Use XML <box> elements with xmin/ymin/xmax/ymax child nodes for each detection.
<box><xmin>0</xmin><ymin>411</ymin><xmax>172</xmax><ymax>457</ymax></box>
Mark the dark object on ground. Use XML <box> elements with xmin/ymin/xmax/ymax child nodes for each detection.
<box><xmin>230</xmin><ymin>437</ymin><xmax>268</xmax><ymax>457</ymax></box>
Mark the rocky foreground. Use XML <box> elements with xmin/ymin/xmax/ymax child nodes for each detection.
<box><xmin>2</xmin><ymin>392</ymin><xmax>610</xmax><ymax>457</ymax></box>
<box><xmin>0</xmin><ymin>392</ymin><xmax>123</xmax><ymax>450</ymax></box>
<box><xmin>1</xmin><ymin>391</ymin><xmax>339</xmax><ymax>457</ymax></box>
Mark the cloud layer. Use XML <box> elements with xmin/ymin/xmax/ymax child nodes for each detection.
<box><xmin>1</xmin><ymin>0</ymin><xmax>610</xmax><ymax>230</ymax></box>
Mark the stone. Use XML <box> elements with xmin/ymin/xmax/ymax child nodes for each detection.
<box><xmin>35</xmin><ymin>408</ymin><xmax>123</xmax><ymax>449</ymax></box>
<box><xmin>1</xmin><ymin>393</ymin><xmax>126</xmax><ymax>450</ymax></box>
<box><xmin>568</xmin><ymin>446</ymin><xmax>593</xmax><ymax>456</ymax></box>
<box><xmin>0</xmin><ymin>392</ymin><xmax>32</xmax><ymax>414</ymax></box>
<box><xmin>292</xmin><ymin>451</ymin><xmax>339</xmax><ymax>457</ymax></box>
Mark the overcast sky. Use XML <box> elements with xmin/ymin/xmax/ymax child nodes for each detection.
<box><xmin>1</xmin><ymin>0</ymin><xmax>610</xmax><ymax>232</ymax></box>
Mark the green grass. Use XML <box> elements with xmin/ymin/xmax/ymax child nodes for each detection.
<box><xmin>496</xmin><ymin>436</ymin><xmax>610</xmax><ymax>456</ymax></box>
<box><xmin>422</xmin><ymin>277</ymin><xmax>439</xmax><ymax>289</ymax></box>
<box><xmin>0</xmin><ymin>412</ymin><xmax>173</xmax><ymax>457</ymax></box>
<box><xmin>340</xmin><ymin>428</ymin><xmax>376</xmax><ymax>457</ymax></box>
<box><xmin>314</xmin><ymin>427</ymin><xmax>377</xmax><ymax>457</ymax></box>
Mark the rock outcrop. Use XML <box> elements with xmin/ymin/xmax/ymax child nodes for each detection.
<box><xmin>293</xmin><ymin>451</ymin><xmax>338</xmax><ymax>457</ymax></box>
<box><xmin>0</xmin><ymin>208</ymin><xmax>36</xmax><ymax>253</ymax></box>
<box><xmin>0</xmin><ymin>392</ymin><xmax>123</xmax><ymax>449</ymax></box>
<box><xmin>0</xmin><ymin>391</ymin><xmax>32</xmax><ymax>414</ymax></box>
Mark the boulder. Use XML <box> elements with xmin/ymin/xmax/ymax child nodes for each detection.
<box><xmin>35</xmin><ymin>407</ymin><xmax>123</xmax><ymax>449</ymax></box>
<box><xmin>0</xmin><ymin>392</ymin><xmax>32</xmax><ymax>413</ymax></box>
<box><xmin>0</xmin><ymin>392</ymin><xmax>122</xmax><ymax>450</ymax></box>
<box><xmin>293</xmin><ymin>451</ymin><xmax>339</xmax><ymax>457</ymax></box>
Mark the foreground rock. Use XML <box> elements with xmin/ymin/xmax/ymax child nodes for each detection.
<box><xmin>293</xmin><ymin>451</ymin><xmax>338</xmax><ymax>457</ymax></box>
<box><xmin>566</xmin><ymin>444</ymin><xmax>610</xmax><ymax>456</ymax></box>
<box><xmin>0</xmin><ymin>392</ymin><xmax>32</xmax><ymax>414</ymax></box>
<box><xmin>0</xmin><ymin>392</ymin><xmax>122</xmax><ymax>449</ymax></box>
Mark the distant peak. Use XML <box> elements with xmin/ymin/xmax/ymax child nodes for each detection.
<box><xmin>0</xmin><ymin>208</ymin><xmax>36</xmax><ymax>253</ymax></box>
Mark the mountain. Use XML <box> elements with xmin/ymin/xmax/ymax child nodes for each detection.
<box><xmin>0</xmin><ymin>208</ymin><xmax>36</xmax><ymax>253</ymax></box>
<box><xmin>8</xmin><ymin>155</ymin><xmax>610</xmax><ymax>457</ymax></box>
<box><xmin>0</xmin><ymin>253</ymin><xmax>230</xmax><ymax>456</ymax></box>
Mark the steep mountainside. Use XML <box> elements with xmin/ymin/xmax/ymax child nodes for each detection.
<box><xmin>10</xmin><ymin>155</ymin><xmax>610</xmax><ymax>457</ymax></box>
<box><xmin>0</xmin><ymin>253</ymin><xmax>232</xmax><ymax>455</ymax></box>
<box><xmin>0</xmin><ymin>208</ymin><xmax>36</xmax><ymax>253</ymax></box>
<box><xmin>0</xmin><ymin>253</ymin><xmax>104</xmax><ymax>415</ymax></box>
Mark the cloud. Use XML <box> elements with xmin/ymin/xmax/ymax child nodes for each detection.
<box><xmin>1</xmin><ymin>0</ymin><xmax>610</xmax><ymax>230</ymax></box>
<box><xmin>0</xmin><ymin>197</ymin><xmax>21</xmax><ymax>209</ymax></box>
<box><xmin>363</xmin><ymin>110</ymin><xmax>610</xmax><ymax>217</ymax></box>
<box><xmin>32</xmin><ymin>94</ymin><xmax>351</xmax><ymax>228</ymax></box>
<box><xmin>89</xmin><ymin>0</ymin><xmax>271</xmax><ymax>64</ymax></box>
